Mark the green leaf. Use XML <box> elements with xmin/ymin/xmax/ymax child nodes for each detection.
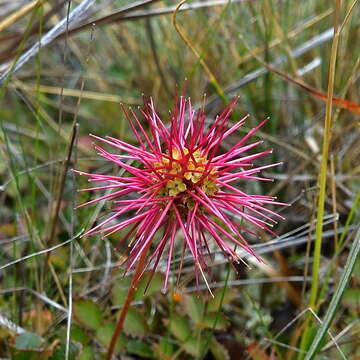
<box><xmin>202</xmin><ymin>313</ymin><xmax>229</xmax><ymax>330</ymax></box>
<box><xmin>127</xmin><ymin>340</ymin><xmax>153</xmax><ymax>358</ymax></box>
<box><xmin>11</xmin><ymin>332</ymin><xmax>44</xmax><ymax>359</ymax></box>
<box><xmin>153</xmin><ymin>338</ymin><xmax>175</xmax><ymax>358</ymax></box>
<box><xmin>351</xmin><ymin>258</ymin><xmax>360</xmax><ymax>279</ymax></box>
<box><xmin>123</xmin><ymin>307</ymin><xmax>149</xmax><ymax>336</ymax></box>
<box><xmin>111</xmin><ymin>276</ymin><xmax>132</xmax><ymax>307</ymax></box>
<box><xmin>183</xmin><ymin>336</ymin><xmax>208</xmax><ymax>358</ymax></box>
<box><xmin>184</xmin><ymin>294</ymin><xmax>204</xmax><ymax>324</ymax></box>
<box><xmin>342</xmin><ymin>288</ymin><xmax>360</xmax><ymax>308</ymax></box>
<box><xmin>207</xmin><ymin>288</ymin><xmax>236</xmax><ymax>312</ymax></box>
<box><xmin>13</xmin><ymin>351</ymin><xmax>43</xmax><ymax>360</ymax></box>
<box><xmin>168</xmin><ymin>314</ymin><xmax>190</xmax><ymax>342</ymax></box>
<box><xmin>49</xmin><ymin>343</ymin><xmax>81</xmax><ymax>360</ymax></box>
<box><xmin>78</xmin><ymin>346</ymin><xmax>92</xmax><ymax>360</ymax></box>
<box><xmin>112</xmin><ymin>273</ymin><xmax>164</xmax><ymax>306</ymax></box>
<box><xmin>15</xmin><ymin>332</ymin><xmax>43</xmax><ymax>350</ymax></box>
<box><xmin>135</xmin><ymin>272</ymin><xmax>164</xmax><ymax>300</ymax></box>
<box><xmin>304</xmin><ymin>226</ymin><xmax>360</xmax><ymax>360</ymax></box>
<box><xmin>74</xmin><ymin>299</ymin><xmax>103</xmax><ymax>330</ymax></box>
<box><xmin>209</xmin><ymin>338</ymin><xmax>230</xmax><ymax>360</ymax></box>
<box><xmin>95</xmin><ymin>322</ymin><xmax>126</xmax><ymax>351</ymax></box>
<box><xmin>70</xmin><ymin>325</ymin><xmax>88</xmax><ymax>345</ymax></box>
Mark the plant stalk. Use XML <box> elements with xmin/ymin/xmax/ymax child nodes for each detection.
<box><xmin>298</xmin><ymin>1</ymin><xmax>341</xmax><ymax>357</ymax></box>
<box><xmin>106</xmin><ymin>245</ymin><xmax>150</xmax><ymax>360</ymax></box>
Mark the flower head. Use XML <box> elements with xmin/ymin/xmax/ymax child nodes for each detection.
<box><xmin>75</xmin><ymin>96</ymin><xmax>285</xmax><ymax>291</ymax></box>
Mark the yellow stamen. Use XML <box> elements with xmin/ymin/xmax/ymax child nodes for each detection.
<box><xmin>154</xmin><ymin>147</ymin><xmax>218</xmax><ymax>198</ymax></box>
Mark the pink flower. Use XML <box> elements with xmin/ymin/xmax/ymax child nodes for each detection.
<box><xmin>74</xmin><ymin>97</ymin><xmax>286</xmax><ymax>291</ymax></box>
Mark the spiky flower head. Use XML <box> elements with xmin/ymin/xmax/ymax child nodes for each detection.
<box><xmin>75</xmin><ymin>96</ymin><xmax>285</xmax><ymax>291</ymax></box>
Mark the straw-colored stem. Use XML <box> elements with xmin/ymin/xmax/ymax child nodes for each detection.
<box><xmin>172</xmin><ymin>0</ymin><xmax>227</xmax><ymax>102</ymax></box>
<box><xmin>298</xmin><ymin>1</ymin><xmax>341</xmax><ymax>357</ymax></box>
<box><xmin>309</xmin><ymin>0</ymin><xmax>340</xmax><ymax>311</ymax></box>
<box><xmin>0</xmin><ymin>0</ymin><xmax>46</xmax><ymax>32</ymax></box>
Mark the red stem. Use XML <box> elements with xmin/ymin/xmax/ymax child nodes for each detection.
<box><xmin>106</xmin><ymin>245</ymin><xmax>150</xmax><ymax>360</ymax></box>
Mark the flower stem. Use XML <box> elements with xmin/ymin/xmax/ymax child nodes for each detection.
<box><xmin>106</xmin><ymin>244</ymin><xmax>150</xmax><ymax>360</ymax></box>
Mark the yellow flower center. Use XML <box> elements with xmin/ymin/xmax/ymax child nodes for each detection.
<box><xmin>154</xmin><ymin>147</ymin><xmax>218</xmax><ymax>202</ymax></box>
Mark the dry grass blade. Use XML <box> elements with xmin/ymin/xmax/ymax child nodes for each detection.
<box><xmin>0</xmin><ymin>1</ymin><xmax>67</xmax><ymax>64</ymax></box>
<box><xmin>236</xmin><ymin>9</ymin><xmax>333</xmax><ymax>66</ymax></box>
<box><xmin>299</xmin><ymin>1</ymin><xmax>358</xmax><ymax>356</ymax></box>
<box><xmin>61</xmin><ymin>0</ymin><xmax>246</xmax><ymax>38</ymax></box>
<box><xmin>0</xmin><ymin>314</ymin><xmax>27</xmax><ymax>335</ymax></box>
<box><xmin>0</xmin><ymin>230</ymin><xmax>83</xmax><ymax>271</ymax></box>
<box><xmin>0</xmin><ymin>0</ymin><xmax>96</xmax><ymax>84</ymax></box>
<box><xmin>206</xmin><ymin>28</ymin><xmax>334</xmax><ymax>109</ymax></box>
<box><xmin>60</xmin><ymin>0</ymin><xmax>163</xmax><ymax>39</ymax></box>
<box><xmin>173</xmin><ymin>0</ymin><xmax>226</xmax><ymax>101</ymax></box>
<box><xmin>238</xmin><ymin>28</ymin><xmax>360</xmax><ymax>115</ymax></box>
<box><xmin>99</xmin><ymin>0</ymin><xmax>247</xmax><ymax>21</ymax></box>
<box><xmin>304</xmin><ymin>226</ymin><xmax>360</xmax><ymax>360</ymax></box>
<box><xmin>255</xmin><ymin>60</ymin><xmax>360</xmax><ymax>115</ymax></box>
<box><xmin>0</xmin><ymin>0</ymin><xmax>46</xmax><ymax>32</ymax></box>
<box><xmin>12</xmin><ymin>81</ymin><xmax>138</xmax><ymax>104</ymax></box>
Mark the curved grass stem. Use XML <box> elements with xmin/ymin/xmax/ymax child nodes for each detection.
<box><xmin>297</xmin><ymin>3</ymin><xmax>340</xmax><ymax>357</ymax></box>
<box><xmin>298</xmin><ymin>0</ymin><xmax>359</xmax><ymax>357</ymax></box>
<box><xmin>172</xmin><ymin>0</ymin><xmax>227</xmax><ymax>102</ymax></box>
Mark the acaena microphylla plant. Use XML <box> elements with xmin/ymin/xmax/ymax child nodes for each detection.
<box><xmin>74</xmin><ymin>96</ymin><xmax>286</xmax><ymax>291</ymax></box>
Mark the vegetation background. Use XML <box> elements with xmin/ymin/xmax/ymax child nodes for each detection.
<box><xmin>0</xmin><ymin>0</ymin><xmax>359</xmax><ymax>359</ymax></box>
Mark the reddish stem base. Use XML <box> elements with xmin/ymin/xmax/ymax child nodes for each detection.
<box><xmin>106</xmin><ymin>246</ymin><xmax>150</xmax><ymax>360</ymax></box>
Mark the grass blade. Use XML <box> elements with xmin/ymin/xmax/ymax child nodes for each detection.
<box><xmin>304</xmin><ymin>226</ymin><xmax>360</xmax><ymax>360</ymax></box>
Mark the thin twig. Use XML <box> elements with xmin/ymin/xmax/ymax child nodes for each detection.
<box><xmin>47</xmin><ymin>120</ymin><xmax>78</xmax><ymax>245</ymax></box>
